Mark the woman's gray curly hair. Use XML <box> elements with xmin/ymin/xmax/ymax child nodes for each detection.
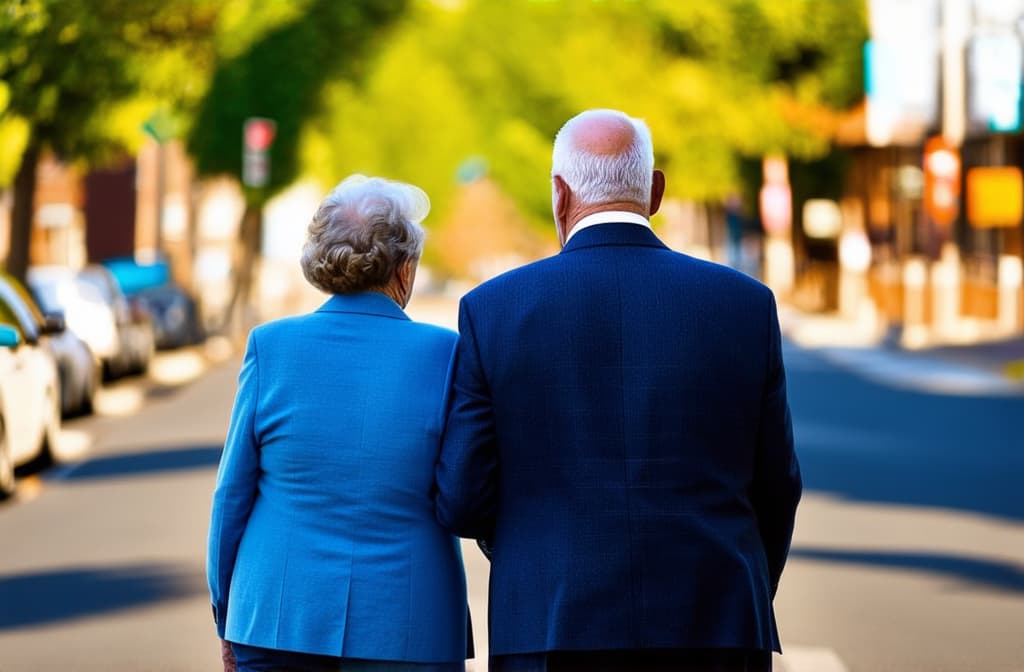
<box><xmin>301</xmin><ymin>175</ymin><xmax>429</xmax><ymax>295</ymax></box>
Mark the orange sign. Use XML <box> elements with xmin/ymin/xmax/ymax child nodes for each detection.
<box><xmin>923</xmin><ymin>136</ymin><xmax>961</xmax><ymax>226</ymax></box>
<box><xmin>967</xmin><ymin>166</ymin><xmax>1023</xmax><ymax>228</ymax></box>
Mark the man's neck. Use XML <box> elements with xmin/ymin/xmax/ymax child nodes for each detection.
<box><xmin>560</xmin><ymin>201</ymin><xmax>648</xmax><ymax>243</ymax></box>
<box><xmin>566</xmin><ymin>201</ymin><xmax>647</xmax><ymax>230</ymax></box>
<box><xmin>562</xmin><ymin>209</ymin><xmax>652</xmax><ymax>245</ymax></box>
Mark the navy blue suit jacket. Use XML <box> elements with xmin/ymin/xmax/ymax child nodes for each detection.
<box><xmin>436</xmin><ymin>223</ymin><xmax>800</xmax><ymax>656</ymax></box>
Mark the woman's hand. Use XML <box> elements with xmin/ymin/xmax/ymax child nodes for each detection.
<box><xmin>220</xmin><ymin>639</ymin><xmax>237</xmax><ymax>672</ymax></box>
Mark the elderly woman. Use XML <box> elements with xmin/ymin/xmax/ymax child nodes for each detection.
<box><xmin>207</xmin><ymin>176</ymin><xmax>470</xmax><ymax>672</ymax></box>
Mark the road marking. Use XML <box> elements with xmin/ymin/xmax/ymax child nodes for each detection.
<box><xmin>775</xmin><ymin>646</ymin><xmax>848</xmax><ymax>672</ymax></box>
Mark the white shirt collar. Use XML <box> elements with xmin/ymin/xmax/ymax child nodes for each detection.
<box><xmin>564</xmin><ymin>210</ymin><xmax>652</xmax><ymax>243</ymax></box>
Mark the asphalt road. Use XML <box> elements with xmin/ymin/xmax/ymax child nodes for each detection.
<box><xmin>0</xmin><ymin>308</ymin><xmax>1021</xmax><ymax>671</ymax></box>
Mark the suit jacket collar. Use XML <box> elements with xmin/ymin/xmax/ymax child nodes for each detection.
<box><xmin>316</xmin><ymin>291</ymin><xmax>410</xmax><ymax>321</ymax></box>
<box><xmin>560</xmin><ymin>222</ymin><xmax>669</xmax><ymax>254</ymax></box>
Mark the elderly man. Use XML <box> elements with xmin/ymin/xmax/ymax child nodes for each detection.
<box><xmin>436</xmin><ymin>109</ymin><xmax>801</xmax><ymax>672</ymax></box>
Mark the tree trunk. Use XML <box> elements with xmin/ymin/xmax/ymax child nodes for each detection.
<box><xmin>219</xmin><ymin>202</ymin><xmax>263</xmax><ymax>336</ymax></box>
<box><xmin>7</xmin><ymin>142</ymin><xmax>40</xmax><ymax>283</ymax></box>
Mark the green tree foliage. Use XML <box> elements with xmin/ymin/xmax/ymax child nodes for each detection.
<box><xmin>0</xmin><ymin>0</ymin><xmax>218</xmax><ymax>280</ymax></box>
<box><xmin>186</xmin><ymin>0</ymin><xmax>406</xmax><ymax>326</ymax></box>
<box><xmin>187</xmin><ymin>0</ymin><xmax>405</xmax><ymax>201</ymax></box>
<box><xmin>2</xmin><ymin>0</ymin><xmax>867</xmax><ymax>286</ymax></box>
<box><xmin>305</xmin><ymin>0</ymin><xmax>867</xmax><ymax>260</ymax></box>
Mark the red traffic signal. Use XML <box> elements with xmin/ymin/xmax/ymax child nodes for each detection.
<box><xmin>244</xmin><ymin>118</ymin><xmax>276</xmax><ymax>152</ymax></box>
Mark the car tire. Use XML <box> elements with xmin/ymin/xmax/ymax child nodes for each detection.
<box><xmin>42</xmin><ymin>388</ymin><xmax>63</xmax><ymax>463</ymax></box>
<box><xmin>0</xmin><ymin>415</ymin><xmax>15</xmax><ymax>499</ymax></box>
<box><xmin>58</xmin><ymin>362</ymin><xmax>74</xmax><ymax>418</ymax></box>
<box><xmin>79</xmin><ymin>368</ymin><xmax>96</xmax><ymax>416</ymax></box>
<box><xmin>27</xmin><ymin>388</ymin><xmax>62</xmax><ymax>470</ymax></box>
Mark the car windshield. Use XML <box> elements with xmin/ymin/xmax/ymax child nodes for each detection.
<box><xmin>0</xmin><ymin>277</ymin><xmax>42</xmax><ymax>337</ymax></box>
<box><xmin>30</xmin><ymin>278</ymin><xmax>62</xmax><ymax>314</ymax></box>
<box><xmin>0</xmin><ymin>297</ymin><xmax>24</xmax><ymax>338</ymax></box>
<box><xmin>77</xmin><ymin>271</ymin><xmax>117</xmax><ymax>303</ymax></box>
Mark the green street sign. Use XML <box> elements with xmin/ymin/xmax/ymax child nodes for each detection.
<box><xmin>142</xmin><ymin>110</ymin><xmax>177</xmax><ymax>144</ymax></box>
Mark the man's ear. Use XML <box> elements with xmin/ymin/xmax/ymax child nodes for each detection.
<box><xmin>649</xmin><ymin>169</ymin><xmax>666</xmax><ymax>217</ymax></box>
<box><xmin>553</xmin><ymin>175</ymin><xmax>572</xmax><ymax>242</ymax></box>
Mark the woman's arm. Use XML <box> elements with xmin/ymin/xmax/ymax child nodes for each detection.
<box><xmin>207</xmin><ymin>330</ymin><xmax>262</xmax><ymax>638</ymax></box>
<box><xmin>435</xmin><ymin>299</ymin><xmax>499</xmax><ymax>540</ymax></box>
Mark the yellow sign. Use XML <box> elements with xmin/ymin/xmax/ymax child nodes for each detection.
<box><xmin>967</xmin><ymin>166</ymin><xmax>1023</xmax><ymax>228</ymax></box>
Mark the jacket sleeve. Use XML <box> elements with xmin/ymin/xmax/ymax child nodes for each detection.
<box><xmin>751</xmin><ymin>293</ymin><xmax>801</xmax><ymax>598</ymax></box>
<box><xmin>435</xmin><ymin>298</ymin><xmax>499</xmax><ymax>540</ymax></box>
<box><xmin>207</xmin><ymin>330</ymin><xmax>261</xmax><ymax>637</ymax></box>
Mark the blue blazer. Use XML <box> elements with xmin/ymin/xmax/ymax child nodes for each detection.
<box><xmin>436</xmin><ymin>223</ymin><xmax>801</xmax><ymax>656</ymax></box>
<box><xmin>208</xmin><ymin>292</ymin><xmax>470</xmax><ymax>662</ymax></box>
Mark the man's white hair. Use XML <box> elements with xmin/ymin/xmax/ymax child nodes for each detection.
<box><xmin>551</xmin><ymin>109</ymin><xmax>655</xmax><ymax>208</ymax></box>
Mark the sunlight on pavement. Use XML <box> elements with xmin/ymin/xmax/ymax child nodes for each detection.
<box><xmin>203</xmin><ymin>336</ymin><xmax>236</xmax><ymax>364</ymax></box>
<box><xmin>150</xmin><ymin>351</ymin><xmax>207</xmax><ymax>386</ymax></box>
<box><xmin>775</xmin><ymin>647</ymin><xmax>848</xmax><ymax>672</ymax></box>
<box><xmin>815</xmin><ymin>348</ymin><xmax>1022</xmax><ymax>396</ymax></box>
<box><xmin>93</xmin><ymin>384</ymin><xmax>145</xmax><ymax>417</ymax></box>
<box><xmin>406</xmin><ymin>294</ymin><xmax>460</xmax><ymax>331</ymax></box>
<box><xmin>14</xmin><ymin>475</ymin><xmax>43</xmax><ymax>503</ymax></box>
<box><xmin>790</xmin><ymin>493</ymin><xmax>1024</xmax><ymax>578</ymax></box>
<box><xmin>53</xmin><ymin>429</ymin><xmax>93</xmax><ymax>461</ymax></box>
<box><xmin>781</xmin><ymin>307</ymin><xmax>885</xmax><ymax>349</ymax></box>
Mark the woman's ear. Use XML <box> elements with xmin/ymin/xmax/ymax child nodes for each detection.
<box><xmin>396</xmin><ymin>258</ymin><xmax>418</xmax><ymax>307</ymax></box>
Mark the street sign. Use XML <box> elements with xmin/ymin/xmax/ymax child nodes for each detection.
<box><xmin>968</xmin><ymin>34</ymin><xmax>1023</xmax><ymax>133</ymax></box>
<box><xmin>967</xmin><ymin>166</ymin><xmax>1023</xmax><ymax>228</ymax></box>
<box><xmin>243</xmin><ymin>117</ymin><xmax>276</xmax><ymax>188</ymax></box>
<box><xmin>142</xmin><ymin>110</ymin><xmax>177</xmax><ymax>144</ymax></box>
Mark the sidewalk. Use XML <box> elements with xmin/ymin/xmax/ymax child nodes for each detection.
<box><xmin>779</xmin><ymin>304</ymin><xmax>1024</xmax><ymax>396</ymax></box>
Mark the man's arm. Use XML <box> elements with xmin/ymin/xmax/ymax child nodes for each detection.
<box><xmin>207</xmin><ymin>331</ymin><xmax>261</xmax><ymax>638</ymax></box>
<box><xmin>751</xmin><ymin>293</ymin><xmax>802</xmax><ymax>597</ymax></box>
<box><xmin>435</xmin><ymin>298</ymin><xmax>499</xmax><ymax>540</ymax></box>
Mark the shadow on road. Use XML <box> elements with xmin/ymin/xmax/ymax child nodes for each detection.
<box><xmin>785</xmin><ymin>346</ymin><xmax>1024</xmax><ymax>523</ymax></box>
<box><xmin>0</xmin><ymin>563</ymin><xmax>206</xmax><ymax>630</ymax></box>
<box><xmin>59</xmin><ymin>445</ymin><xmax>223</xmax><ymax>482</ymax></box>
<box><xmin>791</xmin><ymin>546</ymin><xmax>1024</xmax><ymax>594</ymax></box>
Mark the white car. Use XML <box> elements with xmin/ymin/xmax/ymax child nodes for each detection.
<box><xmin>0</xmin><ymin>298</ymin><xmax>62</xmax><ymax>498</ymax></box>
<box><xmin>28</xmin><ymin>266</ymin><xmax>120</xmax><ymax>366</ymax></box>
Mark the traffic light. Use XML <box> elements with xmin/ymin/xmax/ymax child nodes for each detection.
<box><xmin>923</xmin><ymin>136</ymin><xmax>961</xmax><ymax>227</ymax></box>
<box><xmin>243</xmin><ymin>117</ymin><xmax>276</xmax><ymax>188</ymax></box>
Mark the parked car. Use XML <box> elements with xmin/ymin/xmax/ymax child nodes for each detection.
<box><xmin>30</xmin><ymin>265</ymin><xmax>156</xmax><ymax>381</ymax></box>
<box><xmin>101</xmin><ymin>257</ymin><xmax>204</xmax><ymax>350</ymax></box>
<box><xmin>0</xmin><ymin>324</ymin><xmax>21</xmax><ymax>496</ymax></box>
<box><xmin>47</xmin><ymin>329</ymin><xmax>98</xmax><ymax>417</ymax></box>
<box><xmin>0</xmin><ymin>277</ymin><xmax>64</xmax><ymax>498</ymax></box>
<box><xmin>133</xmin><ymin>284</ymin><xmax>205</xmax><ymax>349</ymax></box>
<box><xmin>28</xmin><ymin>266</ymin><xmax>124</xmax><ymax>378</ymax></box>
<box><xmin>76</xmin><ymin>265</ymin><xmax>154</xmax><ymax>378</ymax></box>
<box><xmin>26</xmin><ymin>270</ymin><xmax>101</xmax><ymax>416</ymax></box>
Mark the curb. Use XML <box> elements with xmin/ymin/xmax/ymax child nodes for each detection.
<box><xmin>778</xmin><ymin>305</ymin><xmax>1024</xmax><ymax>394</ymax></box>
